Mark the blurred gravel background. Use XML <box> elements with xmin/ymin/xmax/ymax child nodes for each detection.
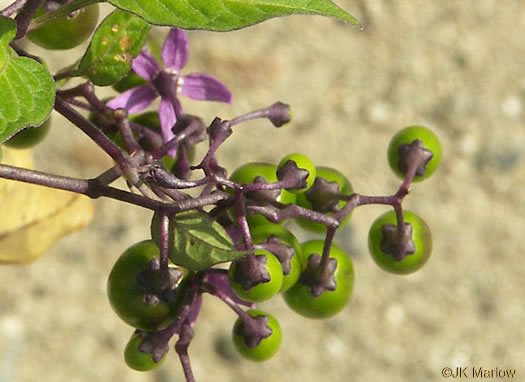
<box><xmin>1</xmin><ymin>1</ymin><xmax>524</xmax><ymax>381</ymax></box>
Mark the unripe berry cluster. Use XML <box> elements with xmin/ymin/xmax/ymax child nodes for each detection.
<box><xmin>102</xmin><ymin>122</ymin><xmax>441</xmax><ymax>371</ymax></box>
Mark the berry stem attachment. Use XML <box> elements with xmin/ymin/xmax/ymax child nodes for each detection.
<box><xmin>397</xmin><ymin>140</ymin><xmax>428</xmax><ymax>196</ymax></box>
<box><xmin>113</xmin><ymin>108</ymin><xmax>141</xmax><ymax>154</ymax></box>
<box><xmin>228</xmin><ymin>102</ymin><xmax>292</xmax><ymax>128</ymax></box>
<box><xmin>201</xmin><ymin>280</ymin><xmax>251</xmax><ymax>321</ymax></box>
<box><xmin>175</xmin><ymin>321</ymin><xmax>196</xmax><ymax>382</ymax></box>
<box><xmin>234</xmin><ymin>192</ymin><xmax>253</xmax><ymax>251</ymax></box>
<box><xmin>319</xmin><ymin>227</ymin><xmax>336</xmax><ymax>278</ymax></box>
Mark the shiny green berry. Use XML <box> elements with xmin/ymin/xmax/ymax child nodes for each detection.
<box><xmin>232</xmin><ymin>309</ymin><xmax>282</xmax><ymax>362</ymax></box>
<box><xmin>27</xmin><ymin>4</ymin><xmax>99</xmax><ymax>50</ymax></box>
<box><xmin>107</xmin><ymin>240</ymin><xmax>177</xmax><ymax>331</ymax></box>
<box><xmin>368</xmin><ymin>210</ymin><xmax>432</xmax><ymax>274</ymax></box>
<box><xmin>250</xmin><ymin>223</ymin><xmax>302</xmax><ymax>292</ymax></box>
<box><xmin>229</xmin><ymin>162</ymin><xmax>296</xmax><ymax>227</ymax></box>
<box><xmin>124</xmin><ymin>332</ymin><xmax>166</xmax><ymax>372</ymax></box>
<box><xmin>277</xmin><ymin>153</ymin><xmax>317</xmax><ymax>194</ymax></box>
<box><xmin>228</xmin><ymin>250</ymin><xmax>283</xmax><ymax>303</ymax></box>
<box><xmin>387</xmin><ymin>126</ymin><xmax>441</xmax><ymax>182</ymax></box>
<box><xmin>283</xmin><ymin>240</ymin><xmax>354</xmax><ymax>319</ymax></box>
<box><xmin>295</xmin><ymin>166</ymin><xmax>353</xmax><ymax>234</ymax></box>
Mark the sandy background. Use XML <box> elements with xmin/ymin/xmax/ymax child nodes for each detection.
<box><xmin>1</xmin><ymin>1</ymin><xmax>525</xmax><ymax>381</ymax></box>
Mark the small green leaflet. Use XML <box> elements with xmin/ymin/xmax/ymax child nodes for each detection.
<box><xmin>106</xmin><ymin>0</ymin><xmax>360</xmax><ymax>31</ymax></box>
<box><xmin>169</xmin><ymin>210</ymin><xmax>250</xmax><ymax>271</ymax></box>
<box><xmin>0</xmin><ymin>17</ymin><xmax>54</xmax><ymax>143</ymax></box>
<box><xmin>74</xmin><ymin>10</ymin><xmax>150</xmax><ymax>86</ymax></box>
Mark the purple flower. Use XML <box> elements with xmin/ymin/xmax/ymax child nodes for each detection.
<box><xmin>107</xmin><ymin>28</ymin><xmax>232</xmax><ymax>156</ymax></box>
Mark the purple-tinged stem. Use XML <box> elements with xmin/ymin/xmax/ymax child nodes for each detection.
<box><xmin>319</xmin><ymin>227</ymin><xmax>336</xmax><ymax>275</ymax></box>
<box><xmin>0</xmin><ymin>0</ymin><xmax>29</xmax><ymax>17</ymax></box>
<box><xmin>78</xmin><ymin>82</ymin><xmax>109</xmax><ymax>114</ymax></box>
<box><xmin>397</xmin><ymin>144</ymin><xmax>424</xmax><ymax>197</ymax></box>
<box><xmin>228</xmin><ymin>102</ymin><xmax>291</xmax><ymax>128</ymax></box>
<box><xmin>152</xmin><ymin>119</ymin><xmax>202</xmax><ymax>159</ymax></box>
<box><xmin>158</xmin><ymin>212</ymin><xmax>170</xmax><ymax>269</ymax></box>
<box><xmin>175</xmin><ymin>322</ymin><xmax>195</xmax><ymax>382</ymax></box>
<box><xmin>234</xmin><ymin>192</ymin><xmax>253</xmax><ymax>250</ymax></box>
<box><xmin>113</xmin><ymin>108</ymin><xmax>141</xmax><ymax>154</ymax></box>
<box><xmin>9</xmin><ymin>42</ymin><xmax>42</xmax><ymax>63</ymax></box>
<box><xmin>0</xmin><ymin>163</ymin><xmax>91</xmax><ymax>195</ymax></box>
<box><xmin>174</xmin><ymin>190</ymin><xmax>231</xmax><ymax>212</ymax></box>
<box><xmin>95</xmin><ymin>166</ymin><xmax>122</xmax><ymax>186</ymax></box>
<box><xmin>54</xmin><ymin>96</ymin><xmax>161</xmax><ymax>200</ymax></box>
<box><xmin>0</xmin><ymin>163</ymin><xmax>165</xmax><ymax>209</ymax></box>
<box><xmin>201</xmin><ymin>281</ymin><xmax>252</xmax><ymax>322</ymax></box>
<box><xmin>130</xmin><ymin>122</ymin><xmax>163</xmax><ymax>149</ymax></box>
<box><xmin>144</xmin><ymin>165</ymin><xmax>209</xmax><ymax>190</ymax></box>
<box><xmin>13</xmin><ymin>0</ymin><xmax>44</xmax><ymax>39</ymax></box>
<box><xmin>53</xmin><ymin>70</ymin><xmax>74</xmax><ymax>82</ymax></box>
<box><xmin>150</xmin><ymin>185</ymin><xmax>174</xmax><ymax>201</ymax></box>
<box><xmin>65</xmin><ymin>99</ymin><xmax>93</xmax><ymax>112</ymax></box>
<box><xmin>54</xmin><ymin>96</ymin><xmax>130</xmax><ymax>164</ymax></box>
<box><xmin>248</xmin><ymin>203</ymin><xmax>339</xmax><ymax>228</ymax></box>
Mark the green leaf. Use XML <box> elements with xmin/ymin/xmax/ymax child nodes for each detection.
<box><xmin>0</xmin><ymin>17</ymin><xmax>54</xmax><ymax>143</ymax></box>
<box><xmin>106</xmin><ymin>0</ymin><xmax>360</xmax><ymax>31</ymax></box>
<box><xmin>73</xmin><ymin>10</ymin><xmax>150</xmax><ymax>86</ymax></box>
<box><xmin>170</xmin><ymin>210</ymin><xmax>249</xmax><ymax>271</ymax></box>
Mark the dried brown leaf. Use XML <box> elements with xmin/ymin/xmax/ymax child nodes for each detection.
<box><xmin>0</xmin><ymin>147</ymin><xmax>94</xmax><ymax>264</ymax></box>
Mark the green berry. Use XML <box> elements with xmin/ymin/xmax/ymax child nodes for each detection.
<box><xmin>107</xmin><ymin>240</ymin><xmax>177</xmax><ymax>330</ymax></box>
<box><xmin>27</xmin><ymin>4</ymin><xmax>100</xmax><ymax>50</ymax></box>
<box><xmin>229</xmin><ymin>250</ymin><xmax>283</xmax><ymax>303</ymax></box>
<box><xmin>368</xmin><ymin>210</ymin><xmax>432</xmax><ymax>274</ymax></box>
<box><xmin>124</xmin><ymin>332</ymin><xmax>166</xmax><ymax>372</ymax></box>
<box><xmin>250</xmin><ymin>223</ymin><xmax>302</xmax><ymax>292</ymax></box>
<box><xmin>277</xmin><ymin>153</ymin><xmax>317</xmax><ymax>194</ymax></box>
<box><xmin>387</xmin><ymin>126</ymin><xmax>442</xmax><ymax>182</ymax></box>
<box><xmin>295</xmin><ymin>166</ymin><xmax>353</xmax><ymax>234</ymax></box>
<box><xmin>232</xmin><ymin>309</ymin><xmax>282</xmax><ymax>361</ymax></box>
<box><xmin>283</xmin><ymin>240</ymin><xmax>354</xmax><ymax>319</ymax></box>
<box><xmin>229</xmin><ymin>162</ymin><xmax>296</xmax><ymax>227</ymax></box>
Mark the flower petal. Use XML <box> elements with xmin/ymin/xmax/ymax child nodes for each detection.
<box><xmin>158</xmin><ymin>97</ymin><xmax>180</xmax><ymax>157</ymax></box>
<box><xmin>132</xmin><ymin>51</ymin><xmax>160</xmax><ymax>81</ymax></box>
<box><xmin>179</xmin><ymin>73</ymin><xmax>232</xmax><ymax>103</ymax></box>
<box><xmin>106</xmin><ymin>85</ymin><xmax>157</xmax><ymax>114</ymax></box>
<box><xmin>162</xmin><ymin>28</ymin><xmax>189</xmax><ymax>72</ymax></box>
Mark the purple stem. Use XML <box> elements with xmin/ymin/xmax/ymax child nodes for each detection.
<box><xmin>0</xmin><ymin>162</ymin><xmax>160</xmax><ymax>207</ymax></box>
<box><xmin>234</xmin><ymin>192</ymin><xmax>253</xmax><ymax>250</ymax></box>
<box><xmin>228</xmin><ymin>101</ymin><xmax>291</xmax><ymax>128</ymax></box>
<box><xmin>10</xmin><ymin>42</ymin><xmax>43</xmax><ymax>64</ymax></box>
<box><xmin>158</xmin><ymin>212</ymin><xmax>170</xmax><ymax>268</ymax></box>
<box><xmin>129</xmin><ymin>122</ymin><xmax>163</xmax><ymax>149</ymax></box>
<box><xmin>65</xmin><ymin>99</ymin><xmax>93</xmax><ymax>112</ymax></box>
<box><xmin>95</xmin><ymin>165</ymin><xmax>122</xmax><ymax>186</ymax></box>
<box><xmin>113</xmin><ymin>108</ymin><xmax>141</xmax><ymax>153</ymax></box>
<box><xmin>319</xmin><ymin>227</ymin><xmax>336</xmax><ymax>277</ymax></box>
<box><xmin>54</xmin><ymin>96</ymin><xmax>131</xmax><ymax>165</ymax></box>
<box><xmin>248</xmin><ymin>203</ymin><xmax>339</xmax><ymax>228</ymax></box>
<box><xmin>175</xmin><ymin>322</ymin><xmax>195</xmax><ymax>382</ymax></box>
<box><xmin>201</xmin><ymin>280</ymin><xmax>252</xmax><ymax>322</ymax></box>
<box><xmin>14</xmin><ymin>0</ymin><xmax>45</xmax><ymax>39</ymax></box>
<box><xmin>152</xmin><ymin>119</ymin><xmax>202</xmax><ymax>159</ymax></box>
<box><xmin>1</xmin><ymin>0</ymin><xmax>29</xmax><ymax>17</ymax></box>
